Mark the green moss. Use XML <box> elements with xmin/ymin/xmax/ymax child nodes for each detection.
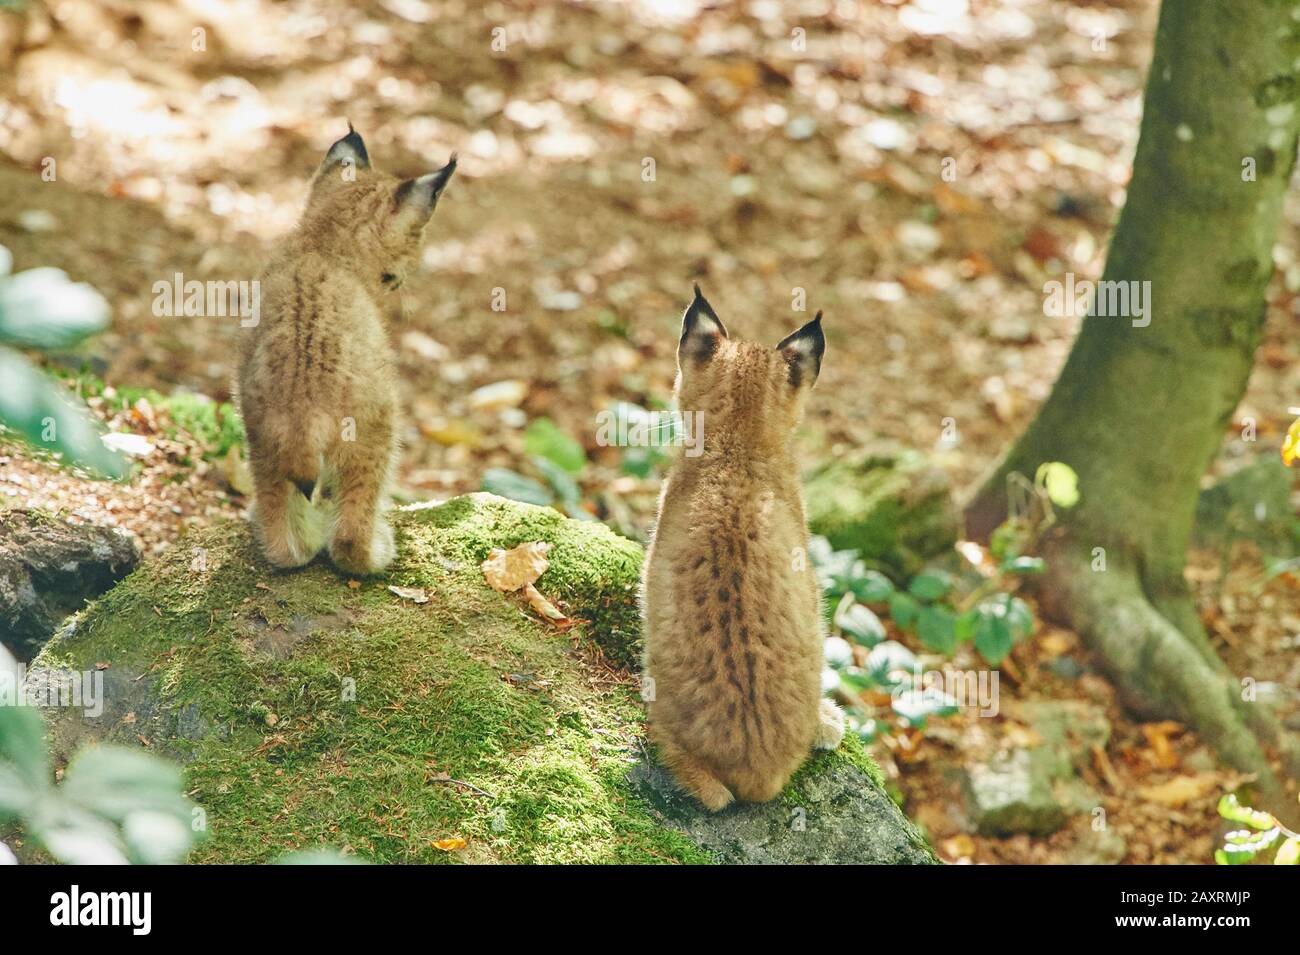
<box><xmin>804</xmin><ymin>447</ymin><xmax>958</xmax><ymax>575</ymax></box>
<box><xmin>35</xmin><ymin>494</ymin><xmax>714</xmax><ymax>863</ymax></box>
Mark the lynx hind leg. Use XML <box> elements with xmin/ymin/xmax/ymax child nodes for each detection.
<box><xmin>656</xmin><ymin>737</ymin><xmax>734</xmax><ymax>813</ymax></box>
<box><xmin>250</xmin><ymin>466</ymin><xmax>327</xmax><ymax>569</ymax></box>
<box><xmin>327</xmin><ymin>428</ymin><xmax>396</xmax><ymax>576</ymax></box>
<box><xmin>813</xmin><ymin>698</ymin><xmax>845</xmax><ymax>751</ymax></box>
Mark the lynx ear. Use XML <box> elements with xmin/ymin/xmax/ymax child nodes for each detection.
<box><xmin>321</xmin><ymin>122</ymin><xmax>370</xmax><ymax>173</ymax></box>
<box><xmin>679</xmin><ymin>284</ymin><xmax>727</xmax><ymax>364</ymax></box>
<box><xmin>394</xmin><ymin>154</ymin><xmax>457</xmax><ymax>223</ymax></box>
<box><xmin>776</xmin><ymin>312</ymin><xmax>825</xmax><ymax>388</ymax></box>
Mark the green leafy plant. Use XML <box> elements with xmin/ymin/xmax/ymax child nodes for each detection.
<box><xmin>481</xmin><ymin>416</ymin><xmax>594</xmax><ymax>519</ymax></box>
<box><xmin>0</xmin><ymin>247</ymin><xmax>125</xmax><ymax>477</ymax></box>
<box><xmin>0</xmin><ymin>646</ymin><xmax>200</xmax><ymax>863</ymax></box>
<box><xmin>1214</xmin><ymin>793</ymin><xmax>1299</xmax><ymax>865</ymax></box>
<box><xmin>812</xmin><ymin>531</ymin><xmax>1041</xmax><ymax>741</ymax></box>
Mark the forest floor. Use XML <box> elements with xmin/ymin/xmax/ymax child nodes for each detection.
<box><xmin>2</xmin><ymin>0</ymin><xmax>1298</xmax><ymax>864</ymax></box>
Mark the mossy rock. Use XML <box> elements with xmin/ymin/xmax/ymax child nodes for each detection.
<box><xmin>31</xmin><ymin>493</ymin><xmax>934</xmax><ymax>864</ymax></box>
<box><xmin>804</xmin><ymin>444</ymin><xmax>959</xmax><ymax>576</ymax></box>
<box><xmin>1194</xmin><ymin>455</ymin><xmax>1297</xmax><ymax>554</ymax></box>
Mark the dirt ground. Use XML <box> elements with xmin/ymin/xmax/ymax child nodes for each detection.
<box><xmin>1</xmin><ymin>0</ymin><xmax>1297</xmax><ymax>864</ymax></box>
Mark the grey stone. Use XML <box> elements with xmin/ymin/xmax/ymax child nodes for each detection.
<box><xmin>630</xmin><ymin>753</ymin><xmax>937</xmax><ymax>864</ymax></box>
<box><xmin>0</xmin><ymin>509</ymin><xmax>139</xmax><ymax>660</ymax></box>
<box><xmin>962</xmin><ymin>749</ymin><xmax>1066</xmax><ymax>837</ymax></box>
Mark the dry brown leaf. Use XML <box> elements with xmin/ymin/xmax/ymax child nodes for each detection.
<box><xmin>523</xmin><ymin>582</ymin><xmax>567</xmax><ymax>622</ymax></box>
<box><xmin>388</xmin><ymin>585</ymin><xmax>429</xmax><ymax>604</ymax></box>
<box><xmin>432</xmin><ymin>838</ymin><xmax>467</xmax><ymax>852</ymax></box>
<box><xmin>1141</xmin><ymin>721</ymin><xmax>1182</xmax><ymax>770</ymax></box>
<box><xmin>481</xmin><ymin>541</ymin><xmax>551</xmax><ymax>592</ymax></box>
<box><xmin>941</xmin><ymin>834</ymin><xmax>976</xmax><ymax>859</ymax></box>
<box><xmin>1137</xmin><ymin>775</ymin><xmax>1217</xmax><ymax>807</ymax></box>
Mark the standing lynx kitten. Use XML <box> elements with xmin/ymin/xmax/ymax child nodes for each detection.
<box><xmin>641</xmin><ymin>287</ymin><xmax>844</xmax><ymax>811</ymax></box>
<box><xmin>237</xmin><ymin>125</ymin><xmax>455</xmax><ymax>574</ymax></box>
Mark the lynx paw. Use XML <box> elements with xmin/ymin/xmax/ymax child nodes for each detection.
<box><xmin>254</xmin><ymin>495</ymin><xmax>326</xmax><ymax>569</ymax></box>
<box><xmin>690</xmin><ymin>776</ymin><xmax>736</xmax><ymax>813</ymax></box>
<box><xmin>329</xmin><ymin>517</ymin><xmax>396</xmax><ymax>575</ymax></box>
<box><xmin>813</xmin><ymin>698</ymin><xmax>845</xmax><ymax>751</ymax></box>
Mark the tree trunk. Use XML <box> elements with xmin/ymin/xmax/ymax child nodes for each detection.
<box><xmin>967</xmin><ymin>0</ymin><xmax>1300</xmax><ymax>807</ymax></box>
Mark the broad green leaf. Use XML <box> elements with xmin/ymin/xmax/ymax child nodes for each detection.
<box><xmin>1216</xmin><ymin>793</ymin><xmax>1277</xmax><ymax>830</ymax></box>
<box><xmin>0</xmin><ymin>266</ymin><xmax>110</xmax><ymax>349</ymax></box>
<box><xmin>0</xmin><ymin>704</ymin><xmax>50</xmax><ymax>817</ymax></box>
<box><xmin>480</xmin><ymin>467</ymin><xmax>555</xmax><ymax>506</ymax></box>
<box><xmin>834</xmin><ymin>594</ymin><xmax>886</xmax><ymax>647</ymax></box>
<box><xmin>892</xmin><ymin>686</ymin><xmax>959</xmax><ymax>727</ymax></box>
<box><xmin>917</xmin><ymin>605</ymin><xmax>958</xmax><ymax>655</ymax></box>
<box><xmin>908</xmin><ymin>570</ymin><xmax>952</xmax><ymax>602</ymax></box>
<box><xmin>122</xmin><ymin>809</ymin><xmax>195</xmax><ymax>865</ymax></box>
<box><xmin>851</xmin><ymin>570</ymin><xmax>895</xmax><ymax>603</ymax></box>
<box><xmin>1001</xmin><ymin>555</ymin><xmax>1045</xmax><ymax>575</ymax></box>
<box><xmin>866</xmin><ymin>641</ymin><xmax>919</xmax><ymax>683</ymax></box>
<box><xmin>888</xmin><ymin>591</ymin><xmax>921</xmax><ymax>630</ymax></box>
<box><xmin>1006</xmin><ymin>595</ymin><xmax>1034</xmax><ymax>638</ymax></box>
<box><xmin>524</xmin><ymin>417</ymin><xmax>587</xmax><ymax>474</ymax></box>
<box><xmin>1036</xmin><ymin>461</ymin><xmax>1080</xmax><ymax>509</ymax></box>
<box><xmin>0</xmin><ymin>349</ymin><xmax>126</xmax><ymax>478</ymax></box>
<box><xmin>60</xmin><ymin>745</ymin><xmax>191</xmax><ymax>823</ymax></box>
<box><xmin>974</xmin><ymin>613</ymin><xmax>1013</xmax><ymax>666</ymax></box>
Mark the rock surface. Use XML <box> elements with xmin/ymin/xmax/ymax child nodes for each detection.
<box><xmin>962</xmin><ymin>700</ymin><xmax>1110</xmax><ymax>837</ymax></box>
<box><xmin>804</xmin><ymin>443</ymin><xmax>959</xmax><ymax>575</ymax></box>
<box><xmin>1194</xmin><ymin>455</ymin><xmax>1296</xmax><ymax>553</ymax></box>
<box><xmin>0</xmin><ymin>508</ymin><xmax>139</xmax><ymax>660</ymax></box>
<box><xmin>31</xmin><ymin>493</ymin><xmax>935</xmax><ymax>864</ymax></box>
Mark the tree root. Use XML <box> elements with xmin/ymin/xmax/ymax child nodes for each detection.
<box><xmin>1038</xmin><ymin>540</ymin><xmax>1298</xmax><ymax>823</ymax></box>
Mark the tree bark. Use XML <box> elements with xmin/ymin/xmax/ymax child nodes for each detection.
<box><xmin>967</xmin><ymin>0</ymin><xmax>1300</xmax><ymax>806</ymax></box>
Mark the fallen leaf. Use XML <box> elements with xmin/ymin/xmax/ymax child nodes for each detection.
<box><xmin>432</xmin><ymin>838</ymin><xmax>467</xmax><ymax>851</ymax></box>
<box><xmin>347</xmin><ymin>580</ymin><xmax>361</xmax><ymax>590</ymax></box>
<box><xmin>1141</xmin><ymin>721</ymin><xmax>1182</xmax><ymax>770</ymax></box>
<box><xmin>388</xmin><ymin>585</ymin><xmax>429</xmax><ymax>604</ymax></box>
<box><xmin>523</xmin><ymin>582</ymin><xmax>567</xmax><ymax>622</ymax></box>
<box><xmin>1137</xmin><ymin>775</ymin><xmax>1217</xmax><ymax>807</ymax></box>
<box><xmin>941</xmin><ymin>834</ymin><xmax>975</xmax><ymax>859</ymax></box>
<box><xmin>481</xmin><ymin>541</ymin><xmax>551</xmax><ymax>592</ymax></box>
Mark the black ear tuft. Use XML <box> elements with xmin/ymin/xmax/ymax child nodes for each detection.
<box><xmin>679</xmin><ymin>285</ymin><xmax>728</xmax><ymax>364</ymax></box>
<box><xmin>322</xmin><ymin>122</ymin><xmax>370</xmax><ymax>171</ymax></box>
<box><xmin>776</xmin><ymin>311</ymin><xmax>825</xmax><ymax>388</ymax></box>
<box><xmin>394</xmin><ymin>154</ymin><xmax>457</xmax><ymax>220</ymax></box>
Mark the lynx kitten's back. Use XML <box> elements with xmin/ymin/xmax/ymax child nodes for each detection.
<box><xmin>237</xmin><ymin>126</ymin><xmax>455</xmax><ymax>575</ymax></box>
<box><xmin>641</xmin><ymin>289</ymin><xmax>844</xmax><ymax>812</ymax></box>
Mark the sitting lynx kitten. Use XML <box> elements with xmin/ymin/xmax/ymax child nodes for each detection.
<box><xmin>641</xmin><ymin>287</ymin><xmax>844</xmax><ymax>811</ymax></box>
<box><xmin>237</xmin><ymin>125</ymin><xmax>455</xmax><ymax>574</ymax></box>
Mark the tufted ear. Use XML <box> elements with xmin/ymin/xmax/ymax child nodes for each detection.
<box><xmin>320</xmin><ymin>122</ymin><xmax>370</xmax><ymax>175</ymax></box>
<box><xmin>394</xmin><ymin>154</ymin><xmax>457</xmax><ymax>225</ymax></box>
<box><xmin>776</xmin><ymin>312</ymin><xmax>825</xmax><ymax>388</ymax></box>
<box><xmin>678</xmin><ymin>284</ymin><xmax>728</xmax><ymax>365</ymax></box>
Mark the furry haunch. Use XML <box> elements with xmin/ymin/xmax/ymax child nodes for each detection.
<box><xmin>237</xmin><ymin>125</ymin><xmax>455</xmax><ymax>574</ymax></box>
<box><xmin>641</xmin><ymin>287</ymin><xmax>844</xmax><ymax>811</ymax></box>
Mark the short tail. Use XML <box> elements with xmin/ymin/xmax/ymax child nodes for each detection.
<box><xmin>282</xmin><ymin>479</ymin><xmax>330</xmax><ymax>564</ymax></box>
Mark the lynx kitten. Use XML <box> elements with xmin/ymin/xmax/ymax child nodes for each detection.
<box><xmin>641</xmin><ymin>287</ymin><xmax>844</xmax><ymax>811</ymax></box>
<box><xmin>237</xmin><ymin>125</ymin><xmax>455</xmax><ymax>574</ymax></box>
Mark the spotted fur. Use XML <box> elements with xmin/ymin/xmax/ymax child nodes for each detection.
<box><xmin>641</xmin><ymin>288</ymin><xmax>843</xmax><ymax>811</ymax></box>
<box><xmin>236</xmin><ymin>125</ymin><xmax>455</xmax><ymax>575</ymax></box>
